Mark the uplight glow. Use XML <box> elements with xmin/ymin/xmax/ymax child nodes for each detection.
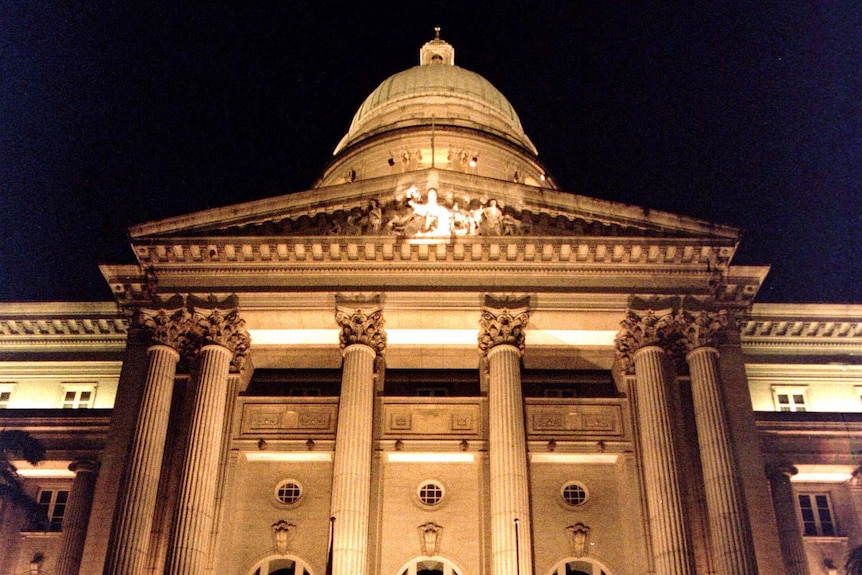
<box><xmin>247</xmin><ymin>329</ymin><xmax>616</xmax><ymax>347</ymax></box>
<box><xmin>530</xmin><ymin>453</ymin><xmax>619</xmax><ymax>464</ymax></box>
<box><xmin>244</xmin><ymin>452</ymin><xmax>332</xmax><ymax>463</ymax></box>
<box><xmin>387</xmin><ymin>452</ymin><xmax>475</xmax><ymax>463</ymax></box>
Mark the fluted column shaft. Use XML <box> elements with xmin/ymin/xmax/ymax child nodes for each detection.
<box><xmin>330</xmin><ymin>343</ymin><xmax>376</xmax><ymax>575</ymax></box>
<box><xmin>687</xmin><ymin>346</ymin><xmax>758</xmax><ymax>575</ymax></box>
<box><xmin>105</xmin><ymin>343</ymin><xmax>180</xmax><ymax>575</ymax></box>
<box><xmin>166</xmin><ymin>344</ymin><xmax>233</xmax><ymax>575</ymax></box>
<box><xmin>56</xmin><ymin>460</ymin><xmax>100</xmax><ymax>575</ymax></box>
<box><xmin>633</xmin><ymin>345</ymin><xmax>694</xmax><ymax>575</ymax></box>
<box><xmin>767</xmin><ymin>465</ymin><xmax>810</xmax><ymax>575</ymax></box>
<box><xmin>488</xmin><ymin>344</ymin><xmax>533</xmax><ymax>575</ymax></box>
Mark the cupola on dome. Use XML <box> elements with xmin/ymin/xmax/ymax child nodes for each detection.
<box><xmin>333</xmin><ymin>31</ymin><xmax>537</xmax><ymax>156</ymax></box>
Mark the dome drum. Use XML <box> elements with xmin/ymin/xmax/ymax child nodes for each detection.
<box><xmin>322</xmin><ymin>125</ymin><xmax>552</xmax><ymax>188</ymax></box>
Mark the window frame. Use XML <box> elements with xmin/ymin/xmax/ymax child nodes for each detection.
<box><xmin>797</xmin><ymin>492</ymin><xmax>838</xmax><ymax>537</ymax></box>
<box><xmin>772</xmin><ymin>385</ymin><xmax>808</xmax><ymax>412</ymax></box>
<box><xmin>61</xmin><ymin>384</ymin><xmax>97</xmax><ymax>409</ymax></box>
<box><xmin>36</xmin><ymin>487</ymin><xmax>70</xmax><ymax>532</ymax></box>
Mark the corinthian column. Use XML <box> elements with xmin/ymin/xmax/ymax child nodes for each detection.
<box><xmin>479</xmin><ymin>298</ymin><xmax>533</xmax><ymax>575</ymax></box>
<box><xmin>678</xmin><ymin>310</ymin><xmax>759</xmax><ymax>575</ymax></box>
<box><xmin>105</xmin><ymin>308</ymin><xmax>189</xmax><ymax>575</ymax></box>
<box><xmin>616</xmin><ymin>309</ymin><xmax>694</xmax><ymax>575</ymax></box>
<box><xmin>166</xmin><ymin>308</ymin><xmax>250</xmax><ymax>575</ymax></box>
<box><xmin>766</xmin><ymin>464</ymin><xmax>810</xmax><ymax>575</ymax></box>
<box><xmin>55</xmin><ymin>460</ymin><xmax>100</xmax><ymax>575</ymax></box>
<box><xmin>330</xmin><ymin>299</ymin><xmax>386</xmax><ymax>575</ymax></box>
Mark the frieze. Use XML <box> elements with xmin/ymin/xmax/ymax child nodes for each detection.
<box><xmin>192</xmin><ymin>187</ymin><xmax>678</xmax><ymax>239</ymax></box>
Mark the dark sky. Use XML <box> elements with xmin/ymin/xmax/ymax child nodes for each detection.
<box><xmin>2</xmin><ymin>3</ymin><xmax>860</xmax><ymax>303</ymax></box>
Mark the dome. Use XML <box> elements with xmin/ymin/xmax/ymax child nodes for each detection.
<box><xmin>333</xmin><ymin>35</ymin><xmax>537</xmax><ymax>156</ymax></box>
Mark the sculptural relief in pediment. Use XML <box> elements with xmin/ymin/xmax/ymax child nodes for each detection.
<box><xmin>210</xmin><ymin>186</ymin><xmax>674</xmax><ymax>239</ymax></box>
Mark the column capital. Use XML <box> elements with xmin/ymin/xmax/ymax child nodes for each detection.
<box><xmin>131</xmin><ymin>307</ymin><xmax>193</xmax><ymax>350</ymax></box>
<box><xmin>478</xmin><ymin>298</ymin><xmax>530</xmax><ymax>356</ymax></box>
<box><xmin>614</xmin><ymin>308</ymin><xmax>677</xmax><ymax>373</ymax></box>
<box><xmin>184</xmin><ymin>307</ymin><xmax>251</xmax><ymax>371</ymax></box>
<box><xmin>68</xmin><ymin>460</ymin><xmax>100</xmax><ymax>474</ymax></box>
<box><xmin>766</xmin><ymin>462</ymin><xmax>798</xmax><ymax>481</ymax></box>
<box><xmin>677</xmin><ymin>309</ymin><xmax>729</xmax><ymax>355</ymax></box>
<box><xmin>335</xmin><ymin>299</ymin><xmax>387</xmax><ymax>355</ymax></box>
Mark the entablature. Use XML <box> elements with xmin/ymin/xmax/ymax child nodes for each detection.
<box><xmin>741</xmin><ymin>303</ymin><xmax>862</xmax><ymax>356</ymax></box>
<box><xmin>0</xmin><ymin>303</ymin><xmax>127</xmax><ymax>352</ymax></box>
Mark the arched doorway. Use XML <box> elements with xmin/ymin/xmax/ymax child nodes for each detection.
<box><xmin>247</xmin><ymin>555</ymin><xmax>314</xmax><ymax>575</ymax></box>
<box><xmin>396</xmin><ymin>556</ymin><xmax>464</xmax><ymax>575</ymax></box>
<box><xmin>547</xmin><ymin>558</ymin><xmax>612</xmax><ymax>575</ymax></box>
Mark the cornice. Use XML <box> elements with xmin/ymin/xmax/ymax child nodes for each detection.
<box><xmin>740</xmin><ymin>307</ymin><xmax>862</xmax><ymax>354</ymax></box>
<box><xmin>0</xmin><ymin>304</ymin><xmax>128</xmax><ymax>350</ymax></box>
<box><xmin>129</xmin><ymin>236</ymin><xmax>736</xmax><ymax>269</ymax></box>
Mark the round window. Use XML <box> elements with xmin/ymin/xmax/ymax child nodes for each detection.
<box><xmin>275</xmin><ymin>480</ymin><xmax>303</xmax><ymax>505</ymax></box>
<box><xmin>417</xmin><ymin>481</ymin><xmax>444</xmax><ymax>506</ymax></box>
<box><xmin>561</xmin><ymin>481</ymin><xmax>588</xmax><ymax>507</ymax></box>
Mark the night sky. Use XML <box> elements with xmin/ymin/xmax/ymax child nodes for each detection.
<box><xmin>2</xmin><ymin>3</ymin><xmax>860</xmax><ymax>303</ymax></box>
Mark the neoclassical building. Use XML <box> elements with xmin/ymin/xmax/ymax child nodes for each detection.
<box><xmin>1</xmin><ymin>33</ymin><xmax>861</xmax><ymax>575</ymax></box>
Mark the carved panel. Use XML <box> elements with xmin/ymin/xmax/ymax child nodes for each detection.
<box><xmin>382</xmin><ymin>401</ymin><xmax>482</xmax><ymax>437</ymax></box>
<box><xmin>526</xmin><ymin>403</ymin><xmax>624</xmax><ymax>438</ymax></box>
<box><xmin>239</xmin><ymin>402</ymin><xmax>337</xmax><ymax>437</ymax></box>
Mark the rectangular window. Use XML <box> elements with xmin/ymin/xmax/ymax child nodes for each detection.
<box><xmin>798</xmin><ymin>493</ymin><xmax>836</xmax><ymax>536</ymax></box>
<box><xmin>37</xmin><ymin>489</ymin><xmax>69</xmax><ymax>532</ymax></box>
<box><xmin>772</xmin><ymin>386</ymin><xmax>808</xmax><ymax>412</ymax></box>
<box><xmin>61</xmin><ymin>385</ymin><xmax>96</xmax><ymax>409</ymax></box>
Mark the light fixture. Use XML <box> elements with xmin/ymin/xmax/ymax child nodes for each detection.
<box><xmin>388</xmin><ymin>157</ymin><xmax>395</xmax><ymax>166</ymax></box>
<box><xmin>540</xmin><ymin>173</ymin><xmax>546</xmax><ymax>181</ymax></box>
<box><xmin>469</xmin><ymin>156</ymin><xmax>477</xmax><ymax>167</ymax></box>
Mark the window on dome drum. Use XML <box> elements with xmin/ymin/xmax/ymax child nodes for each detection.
<box><xmin>798</xmin><ymin>493</ymin><xmax>836</xmax><ymax>536</ymax></box>
<box><xmin>62</xmin><ymin>385</ymin><xmax>96</xmax><ymax>409</ymax></box>
<box><xmin>773</xmin><ymin>388</ymin><xmax>807</xmax><ymax>412</ymax></box>
<box><xmin>275</xmin><ymin>480</ymin><xmax>303</xmax><ymax>504</ymax></box>
<box><xmin>38</xmin><ymin>488</ymin><xmax>69</xmax><ymax>531</ymax></box>
<box><xmin>0</xmin><ymin>390</ymin><xmax>11</xmax><ymax>408</ymax></box>
<box><xmin>418</xmin><ymin>481</ymin><xmax>444</xmax><ymax>506</ymax></box>
<box><xmin>561</xmin><ymin>482</ymin><xmax>588</xmax><ymax>507</ymax></box>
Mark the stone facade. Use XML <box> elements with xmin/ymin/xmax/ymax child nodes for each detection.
<box><xmin>0</xmin><ymin>34</ymin><xmax>860</xmax><ymax>575</ymax></box>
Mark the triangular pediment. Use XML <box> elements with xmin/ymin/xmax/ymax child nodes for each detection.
<box><xmin>129</xmin><ymin>169</ymin><xmax>739</xmax><ymax>242</ymax></box>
